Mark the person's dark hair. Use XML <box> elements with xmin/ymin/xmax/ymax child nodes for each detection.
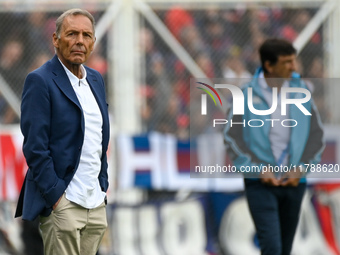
<box><xmin>259</xmin><ymin>38</ymin><xmax>296</xmax><ymax>73</ymax></box>
<box><xmin>55</xmin><ymin>9</ymin><xmax>95</xmax><ymax>39</ymax></box>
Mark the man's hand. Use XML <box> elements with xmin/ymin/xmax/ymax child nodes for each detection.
<box><xmin>52</xmin><ymin>195</ymin><xmax>62</xmax><ymax>210</ymax></box>
<box><xmin>260</xmin><ymin>171</ymin><xmax>280</xmax><ymax>186</ymax></box>
<box><xmin>279</xmin><ymin>171</ymin><xmax>302</xmax><ymax>187</ymax></box>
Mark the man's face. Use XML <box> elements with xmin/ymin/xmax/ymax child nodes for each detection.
<box><xmin>266</xmin><ymin>54</ymin><xmax>297</xmax><ymax>79</ymax></box>
<box><xmin>53</xmin><ymin>15</ymin><xmax>95</xmax><ymax>67</ymax></box>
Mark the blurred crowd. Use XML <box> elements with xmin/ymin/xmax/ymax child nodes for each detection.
<box><xmin>139</xmin><ymin>7</ymin><xmax>327</xmax><ymax>138</ymax></box>
<box><xmin>0</xmin><ymin>6</ymin><xmax>328</xmax><ymax>137</ymax></box>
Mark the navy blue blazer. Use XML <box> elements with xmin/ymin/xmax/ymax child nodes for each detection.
<box><xmin>15</xmin><ymin>55</ymin><xmax>110</xmax><ymax>221</ymax></box>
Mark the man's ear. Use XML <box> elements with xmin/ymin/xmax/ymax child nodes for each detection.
<box><xmin>264</xmin><ymin>60</ymin><xmax>273</xmax><ymax>74</ymax></box>
<box><xmin>52</xmin><ymin>32</ymin><xmax>59</xmax><ymax>49</ymax></box>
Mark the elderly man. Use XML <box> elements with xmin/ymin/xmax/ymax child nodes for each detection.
<box><xmin>15</xmin><ymin>9</ymin><xmax>110</xmax><ymax>255</ymax></box>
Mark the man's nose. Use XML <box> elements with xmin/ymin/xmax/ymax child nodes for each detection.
<box><xmin>76</xmin><ymin>34</ymin><xmax>84</xmax><ymax>44</ymax></box>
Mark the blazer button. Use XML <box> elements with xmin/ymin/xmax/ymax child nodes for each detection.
<box><xmin>78</xmin><ymin>147</ymin><xmax>81</xmax><ymax>150</ymax></box>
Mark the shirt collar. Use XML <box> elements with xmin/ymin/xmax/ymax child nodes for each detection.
<box><xmin>258</xmin><ymin>71</ymin><xmax>267</xmax><ymax>89</ymax></box>
<box><xmin>258</xmin><ymin>71</ymin><xmax>289</xmax><ymax>91</ymax></box>
<box><xmin>58</xmin><ymin>58</ymin><xmax>87</xmax><ymax>87</ymax></box>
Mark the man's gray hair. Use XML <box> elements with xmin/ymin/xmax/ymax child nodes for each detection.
<box><xmin>55</xmin><ymin>8</ymin><xmax>95</xmax><ymax>38</ymax></box>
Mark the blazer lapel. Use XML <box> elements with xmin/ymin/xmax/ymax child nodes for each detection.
<box><xmin>51</xmin><ymin>56</ymin><xmax>82</xmax><ymax>109</ymax></box>
<box><xmin>86</xmin><ymin>71</ymin><xmax>110</xmax><ymax>150</ymax></box>
<box><xmin>86</xmin><ymin>72</ymin><xmax>107</xmax><ymax>118</ymax></box>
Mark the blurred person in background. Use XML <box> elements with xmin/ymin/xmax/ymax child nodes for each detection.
<box><xmin>165</xmin><ymin>6</ymin><xmax>194</xmax><ymax>41</ymax></box>
<box><xmin>86</xmin><ymin>42</ymin><xmax>108</xmax><ymax>86</ymax></box>
<box><xmin>15</xmin><ymin>8</ymin><xmax>110</xmax><ymax>255</ymax></box>
<box><xmin>221</xmin><ymin>54</ymin><xmax>252</xmax><ymax>86</ymax></box>
<box><xmin>148</xmin><ymin>53</ymin><xmax>173</xmax><ymax>129</ymax></box>
<box><xmin>0</xmin><ymin>38</ymin><xmax>26</xmax><ymax>123</ymax></box>
<box><xmin>195</xmin><ymin>51</ymin><xmax>215</xmax><ymax>78</ymax></box>
<box><xmin>200</xmin><ymin>8</ymin><xmax>231</xmax><ymax>75</ymax></box>
<box><xmin>280</xmin><ymin>9</ymin><xmax>322</xmax><ymax>69</ymax></box>
<box><xmin>139</xmin><ymin>27</ymin><xmax>164</xmax><ymax>86</ymax></box>
<box><xmin>179</xmin><ymin>25</ymin><xmax>206</xmax><ymax>58</ymax></box>
<box><xmin>155</xmin><ymin>92</ymin><xmax>181</xmax><ymax>134</ymax></box>
<box><xmin>304</xmin><ymin>56</ymin><xmax>330</xmax><ymax>123</ymax></box>
<box><xmin>224</xmin><ymin>38</ymin><xmax>324</xmax><ymax>255</ymax></box>
<box><xmin>26</xmin><ymin>12</ymin><xmax>51</xmax><ymax>54</ymax></box>
<box><xmin>28</xmin><ymin>52</ymin><xmax>52</xmax><ymax>72</ymax></box>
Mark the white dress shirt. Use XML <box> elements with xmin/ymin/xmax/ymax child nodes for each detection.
<box><xmin>59</xmin><ymin>59</ymin><xmax>106</xmax><ymax>209</ymax></box>
<box><xmin>258</xmin><ymin>72</ymin><xmax>290</xmax><ymax>167</ymax></box>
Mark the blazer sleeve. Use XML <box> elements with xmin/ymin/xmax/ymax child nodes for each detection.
<box><xmin>20</xmin><ymin>72</ymin><xmax>66</xmax><ymax>208</ymax></box>
<box><xmin>97</xmin><ymin>73</ymin><xmax>109</xmax><ymax>192</ymax></box>
<box><xmin>223</xmin><ymin>108</ymin><xmax>262</xmax><ymax>177</ymax></box>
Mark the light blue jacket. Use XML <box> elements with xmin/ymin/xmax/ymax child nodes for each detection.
<box><xmin>224</xmin><ymin>68</ymin><xmax>324</xmax><ymax>180</ymax></box>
